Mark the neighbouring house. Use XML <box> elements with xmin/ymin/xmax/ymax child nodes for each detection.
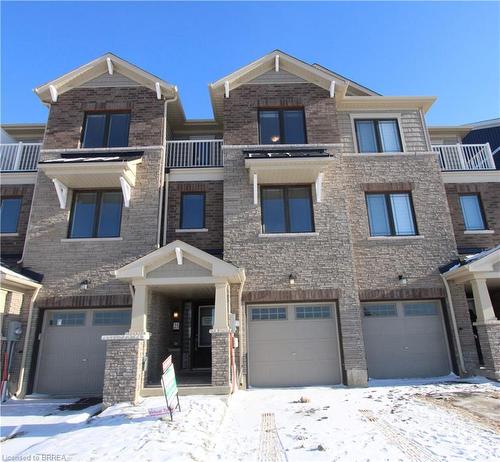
<box><xmin>0</xmin><ymin>51</ymin><xmax>499</xmax><ymax>406</ymax></box>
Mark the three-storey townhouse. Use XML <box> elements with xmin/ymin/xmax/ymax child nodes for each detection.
<box><xmin>1</xmin><ymin>51</ymin><xmax>498</xmax><ymax>406</ymax></box>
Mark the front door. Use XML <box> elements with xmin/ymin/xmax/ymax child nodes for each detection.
<box><xmin>192</xmin><ymin>305</ymin><xmax>213</xmax><ymax>368</ymax></box>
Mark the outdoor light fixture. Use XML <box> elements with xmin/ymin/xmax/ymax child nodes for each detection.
<box><xmin>398</xmin><ymin>275</ymin><xmax>408</xmax><ymax>285</ymax></box>
<box><xmin>289</xmin><ymin>274</ymin><xmax>296</xmax><ymax>285</ymax></box>
<box><xmin>80</xmin><ymin>279</ymin><xmax>90</xmax><ymax>290</ymax></box>
<box><xmin>173</xmin><ymin>310</ymin><xmax>179</xmax><ymax>319</ymax></box>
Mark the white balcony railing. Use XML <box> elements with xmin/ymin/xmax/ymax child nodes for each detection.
<box><xmin>0</xmin><ymin>143</ymin><xmax>42</xmax><ymax>171</ymax></box>
<box><xmin>167</xmin><ymin>140</ymin><xmax>223</xmax><ymax>168</ymax></box>
<box><xmin>432</xmin><ymin>143</ymin><xmax>495</xmax><ymax>171</ymax></box>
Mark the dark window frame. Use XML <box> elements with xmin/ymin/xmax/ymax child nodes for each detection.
<box><xmin>260</xmin><ymin>185</ymin><xmax>315</xmax><ymax>234</ymax></box>
<box><xmin>179</xmin><ymin>191</ymin><xmax>206</xmax><ymax>229</ymax></box>
<box><xmin>0</xmin><ymin>196</ymin><xmax>22</xmax><ymax>233</ymax></box>
<box><xmin>68</xmin><ymin>189</ymin><xmax>123</xmax><ymax>238</ymax></box>
<box><xmin>355</xmin><ymin>118</ymin><xmax>403</xmax><ymax>153</ymax></box>
<box><xmin>258</xmin><ymin>108</ymin><xmax>308</xmax><ymax>145</ymax></box>
<box><xmin>459</xmin><ymin>193</ymin><xmax>488</xmax><ymax>231</ymax></box>
<box><xmin>81</xmin><ymin>111</ymin><xmax>131</xmax><ymax>148</ymax></box>
<box><xmin>365</xmin><ymin>191</ymin><xmax>418</xmax><ymax>237</ymax></box>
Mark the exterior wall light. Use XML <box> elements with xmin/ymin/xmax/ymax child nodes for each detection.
<box><xmin>289</xmin><ymin>274</ymin><xmax>296</xmax><ymax>285</ymax></box>
<box><xmin>173</xmin><ymin>310</ymin><xmax>180</xmax><ymax>319</ymax></box>
<box><xmin>80</xmin><ymin>279</ymin><xmax>90</xmax><ymax>290</ymax></box>
<box><xmin>398</xmin><ymin>275</ymin><xmax>408</xmax><ymax>285</ymax></box>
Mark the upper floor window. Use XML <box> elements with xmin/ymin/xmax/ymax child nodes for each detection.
<box><xmin>355</xmin><ymin>119</ymin><xmax>402</xmax><ymax>153</ymax></box>
<box><xmin>69</xmin><ymin>190</ymin><xmax>122</xmax><ymax>238</ymax></box>
<box><xmin>180</xmin><ymin>192</ymin><xmax>205</xmax><ymax>229</ymax></box>
<box><xmin>366</xmin><ymin>192</ymin><xmax>417</xmax><ymax>236</ymax></box>
<box><xmin>460</xmin><ymin>194</ymin><xmax>486</xmax><ymax>231</ymax></box>
<box><xmin>0</xmin><ymin>197</ymin><xmax>22</xmax><ymax>233</ymax></box>
<box><xmin>261</xmin><ymin>185</ymin><xmax>314</xmax><ymax>234</ymax></box>
<box><xmin>82</xmin><ymin>112</ymin><xmax>130</xmax><ymax>148</ymax></box>
<box><xmin>259</xmin><ymin>109</ymin><xmax>306</xmax><ymax>144</ymax></box>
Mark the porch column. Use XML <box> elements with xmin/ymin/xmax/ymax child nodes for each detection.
<box><xmin>211</xmin><ymin>281</ymin><xmax>231</xmax><ymax>388</ymax></box>
<box><xmin>470</xmin><ymin>278</ymin><xmax>497</xmax><ymax>323</ymax></box>
<box><xmin>129</xmin><ymin>285</ymin><xmax>149</xmax><ymax>334</ymax></box>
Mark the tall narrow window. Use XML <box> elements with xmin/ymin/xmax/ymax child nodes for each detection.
<box><xmin>261</xmin><ymin>186</ymin><xmax>314</xmax><ymax>234</ymax></box>
<box><xmin>180</xmin><ymin>192</ymin><xmax>205</xmax><ymax>229</ymax></box>
<box><xmin>0</xmin><ymin>197</ymin><xmax>22</xmax><ymax>233</ymax></box>
<box><xmin>366</xmin><ymin>192</ymin><xmax>417</xmax><ymax>237</ymax></box>
<box><xmin>259</xmin><ymin>109</ymin><xmax>306</xmax><ymax>144</ymax></box>
<box><xmin>69</xmin><ymin>190</ymin><xmax>123</xmax><ymax>238</ymax></box>
<box><xmin>460</xmin><ymin>194</ymin><xmax>486</xmax><ymax>231</ymax></box>
<box><xmin>355</xmin><ymin>119</ymin><xmax>402</xmax><ymax>153</ymax></box>
<box><xmin>82</xmin><ymin>112</ymin><xmax>130</xmax><ymax>148</ymax></box>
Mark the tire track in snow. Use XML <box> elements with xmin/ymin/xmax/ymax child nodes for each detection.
<box><xmin>258</xmin><ymin>413</ymin><xmax>288</xmax><ymax>462</ymax></box>
<box><xmin>359</xmin><ymin>409</ymin><xmax>442</xmax><ymax>462</ymax></box>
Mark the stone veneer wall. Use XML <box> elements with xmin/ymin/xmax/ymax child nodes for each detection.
<box><xmin>166</xmin><ymin>181</ymin><xmax>223</xmax><ymax>254</ymax></box>
<box><xmin>445</xmin><ymin>182</ymin><xmax>500</xmax><ymax>252</ymax></box>
<box><xmin>211</xmin><ymin>331</ymin><xmax>230</xmax><ymax>386</ymax></box>
<box><xmin>475</xmin><ymin>322</ymin><xmax>500</xmax><ymax>380</ymax></box>
<box><xmin>0</xmin><ymin>184</ymin><xmax>35</xmax><ymax>260</ymax></box>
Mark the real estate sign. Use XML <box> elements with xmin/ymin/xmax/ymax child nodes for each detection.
<box><xmin>161</xmin><ymin>355</ymin><xmax>181</xmax><ymax>421</ymax></box>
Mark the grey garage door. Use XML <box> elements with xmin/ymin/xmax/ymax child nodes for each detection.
<box><xmin>248</xmin><ymin>303</ymin><xmax>342</xmax><ymax>387</ymax></box>
<box><xmin>34</xmin><ymin>308</ymin><xmax>131</xmax><ymax>396</ymax></box>
<box><xmin>362</xmin><ymin>300</ymin><xmax>451</xmax><ymax>379</ymax></box>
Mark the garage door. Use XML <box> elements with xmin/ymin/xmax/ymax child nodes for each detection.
<box><xmin>362</xmin><ymin>300</ymin><xmax>451</xmax><ymax>379</ymax></box>
<box><xmin>248</xmin><ymin>303</ymin><xmax>342</xmax><ymax>387</ymax></box>
<box><xmin>34</xmin><ymin>308</ymin><xmax>131</xmax><ymax>396</ymax></box>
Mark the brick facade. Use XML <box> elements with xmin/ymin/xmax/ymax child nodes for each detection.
<box><xmin>445</xmin><ymin>182</ymin><xmax>500</xmax><ymax>253</ymax></box>
<box><xmin>0</xmin><ymin>184</ymin><xmax>34</xmax><ymax>260</ymax></box>
<box><xmin>474</xmin><ymin>322</ymin><xmax>500</xmax><ymax>380</ymax></box>
<box><xmin>166</xmin><ymin>181</ymin><xmax>223</xmax><ymax>254</ymax></box>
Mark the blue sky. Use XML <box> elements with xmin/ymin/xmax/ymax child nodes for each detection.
<box><xmin>1</xmin><ymin>1</ymin><xmax>499</xmax><ymax>125</ymax></box>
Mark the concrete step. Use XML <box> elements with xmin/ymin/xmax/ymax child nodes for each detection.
<box><xmin>141</xmin><ymin>385</ymin><xmax>230</xmax><ymax>397</ymax></box>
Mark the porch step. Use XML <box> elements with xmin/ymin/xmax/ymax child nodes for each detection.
<box><xmin>141</xmin><ymin>385</ymin><xmax>231</xmax><ymax>397</ymax></box>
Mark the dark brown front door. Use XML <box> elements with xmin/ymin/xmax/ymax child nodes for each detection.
<box><xmin>192</xmin><ymin>305</ymin><xmax>213</xmax><ymax>368</ymax></box>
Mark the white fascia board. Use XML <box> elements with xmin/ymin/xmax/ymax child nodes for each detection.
<box><xmin>106</xmin><ymin>57</ymin><xmax>114</xmax><ymax>75</ymax></box>
<box><xmin>175</xmin><ymin>247</ymin><xmax>183</xmax><ymax>265</ymax></box>
<box><xmin>119</xmin><ymin>176</ymin><xmax>131</xmax><ymax>207</ymax></box>
<box><xmin>52</xmin><ymin>178</ymin><xmax>68</xmax><ymax>209</ymax></box>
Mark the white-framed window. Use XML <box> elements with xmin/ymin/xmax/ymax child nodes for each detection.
<box><xmin>362</xmin><ymin>303</ymin><xmax>397</xmax><ymax>317</ymax></box>
<box><xmin>93</xmin><ymin>310</ymin><xmax>131</xmax><ymax>326</ymax></box>
<box><xmin>50</xmin><ymin>311</ymin><xmax>86</xmax><ymax>327</ymax></box>
<box><xmin>403</xmin><ymin>302</ymin><xmax>438</xmax><ymax>317</ymax></box>
<box><xmin>251</xmin><ymin>306</ymin><xmax>287</xmax><ymax>321</ymax></box>
<box><xmin>366</xmin><ymin>192</ymin><xmax>417</xmax><ymax>237</ymax></box>
<box><xmin>459</xmin><ymin>194</ymin><xmax>487</xmax><ymax>231</ymax></box>
<box><xmin>295</xmin><ymin>305</ymin><xmax>331</xmax><ymax>319</ymax></box>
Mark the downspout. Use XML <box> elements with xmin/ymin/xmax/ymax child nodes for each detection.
<box><xmin>156</xmin><ymin>87</ymin><xmax>178</xmax><ymax>248</ymax></box>
<box><xmin>16</xmin><ymin>285</ymin><xmax>41</xmax><ymax>397</ymax></box>
<box><xmin>440</xmin><ymin>273</ymin><xmax>467</xmax><ymax>375</ymax></box>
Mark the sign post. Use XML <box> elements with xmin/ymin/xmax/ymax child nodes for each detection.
<box><xmin>161</xmin><ymin>355</ymin><xmax>180</xmax><ymax>421</ymax></box>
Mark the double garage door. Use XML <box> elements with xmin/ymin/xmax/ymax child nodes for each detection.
<box><xmin>248</xmin><ymin>303</ymin><xmax>342</xmax><ymax>387</ymax></box>
<box><xmin>248</xmin><ymin>300</ymin><xmax>452</xmax><ymax>387</ymax></box>
<box><xmin>34</xmin><ymin>308</ymin><xmax>131</xmax><ymax>396</ymax></box>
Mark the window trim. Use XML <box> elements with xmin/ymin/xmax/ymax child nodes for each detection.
<box><xmin>258</xmin><ymin>107</ymin><xmax>308</xmax><ymax>145</ymax></box>
<box><xmin>354</xmin><ymin>118</ymin><xmax>403</xmax><ymax>153</ymax></box>
<box><xmin>81</xmin><ymin>111</ymin><xmax>131</xmax><ymax>148</ymax></box>
<box><xmin>68</xmin><ymin>189</ymin><xmax>123</xmax><ymax>239</ymax></box>
<box><xmin>365</xmin><ymin>192</ymin><xmax>418</xmax><ymax>237</ymax></box>
<box><xmin>179</xmin><ymin>191</ymin><xmax>206</xmax><ymax>230</ymax></box>
<box><xmin>260</xmin><ymin>185</ymin><xmax>315</xmax><ymax>234</ymax></box>
<box><xmin>459</xmin><ymin>193</ymin><xmax>488</xmax><ymax>231</ymax></box>
<box><xmin>0</xmin><ymin>196</ymin><xmax>22</xmax><ymax>234</ymax></box>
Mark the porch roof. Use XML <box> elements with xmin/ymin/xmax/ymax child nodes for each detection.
<box><xmin>114</xmin><ymin>240</ymin><xmax>245</xmax><ymax>285</ymax></box>
<box><xmin>442</xmin><ymin>245</ymin><xmax>500</xmax><ymax>284</ymax></box>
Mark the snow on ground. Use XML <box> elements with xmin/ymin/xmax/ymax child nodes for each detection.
<box><xmin>1</xmin><ymin>376</ymin><xmax>499</xmax><ymax>462</ymax></box>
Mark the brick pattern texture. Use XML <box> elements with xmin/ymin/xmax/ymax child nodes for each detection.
<box><xmin>445</xmin><ymin>182</ymin><xmax>500</xmax><ymax>253</ymax></box>
<box><xmin>0</xmin><ymin>184</ymin><xmax>34</xmax><ymax>258</ymax></box>
<box><xmin>211</xmin><ymin>331</ymin><xmax>230</xmax><ymax>386</ymax></box>
<box><xmin>475</xmin><ymin>323</ymin><xmax>500</xmax><ymax>380</ymax></box>
<box><xmin>166</xmin><ymin>181</ymin><xmax>223</xmax><ymax>253</ymax></box>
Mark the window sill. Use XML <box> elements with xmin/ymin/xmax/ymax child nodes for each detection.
<box><xmin>464</xmin><ymin>230</ymin><xmax>494</xmax><ymax>235</ymax></box>
<box><xmin>60</xmin><ymin>237</ymin><xmax>123</xmax><ymax>242</ymax></box>
<box><xmin>259</xmin><ymin>232</ymin><xmax>319</xmax><ymax>238</ymax></box>
<box><xmin>175</xmin><ymin>228</ymin><xmax>208</xmax><ymax>233</ymax></box>
<box><xmin>368</xmin><ymin>235</ymin><xmax>424</xmax><ymax>241</ymax></box>
<box><xmin>0</xmin><ymin>233</ymin><xmax>19</xmax><ymax>237</ymax></box>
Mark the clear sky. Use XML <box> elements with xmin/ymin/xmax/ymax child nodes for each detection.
<box><xmin>1</xmin><ymin>1</ymin><xmax>499</xmax><ymax>126</ymax></box>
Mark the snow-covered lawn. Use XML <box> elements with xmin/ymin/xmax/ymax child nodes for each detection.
<box><xmin>1</xmin><ymin>376</ymin><xmax>499</xmax><ymax>461</ymax></box>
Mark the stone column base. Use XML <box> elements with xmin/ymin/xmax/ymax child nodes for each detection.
<box><xmin>211</xmin><ymin>329</ymin><xmax>231</xmax><ymax>387</ymax></box>
<box><xmin>101</xmin><ymin>333</ymin><xmax>149</xmax><ymax>407</ymax></box>
<box><xmin>346</xmin><ymin>368</ymin><xmax>368</xmax><ymax>387</ymax></box>
<box><xmin>474</xmin><ymin>321</ymin><xmax>500</xmax><ymax>381</ymax></box>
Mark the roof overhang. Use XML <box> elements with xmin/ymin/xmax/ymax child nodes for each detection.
<box><xmin>115</xmin><ymin>240</ymin><xmax>245</xmax><ymax>285</ymax></box>
<box><xmin>336</xmin><ymin>96</ymin><xmax>436</xmax><ymax>113</ymax></box>
<box><xmin>39</xmin><ymin>157</ymin><xmax>142</xmax><ymax>208</ymax></box>
<box><xmin>443</xmin><ymin>247</ymin><xmax>500</xmax><ymax>284</ymax></box>
<box><xmin>209</xmin><ymin>50</ymin><xmax>349</xmax><ymax>121</ymax></box>
<box><xmin>34</xmin><ymin>53</ymin><xmax>177</xmax><ymax>104</ymax></box>
<box><xmin>0</xmin><ymin>266</ymin><xmax>42</xmax><ymax>292</ymax></box>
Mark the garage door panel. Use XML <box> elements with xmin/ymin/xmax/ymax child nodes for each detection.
<box><xmin>248</xmin><ymin>303</ymin><xmax>341</xmax><ymax>387</ymax></box>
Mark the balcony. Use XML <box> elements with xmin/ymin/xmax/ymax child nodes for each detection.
<box><xmin>432</xmin><ymin>143</ymin><xmax>495</xmax><ymax>171</ymax></box>
<box><xmin>0</xmin><ymin>143</ymin><xmax>42</xmax><ymax>172</ymax></box>
<box><xmin>167</xmin><ymin>140</ymin><xmax>223</xmax><ymax>168</ymax></box>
